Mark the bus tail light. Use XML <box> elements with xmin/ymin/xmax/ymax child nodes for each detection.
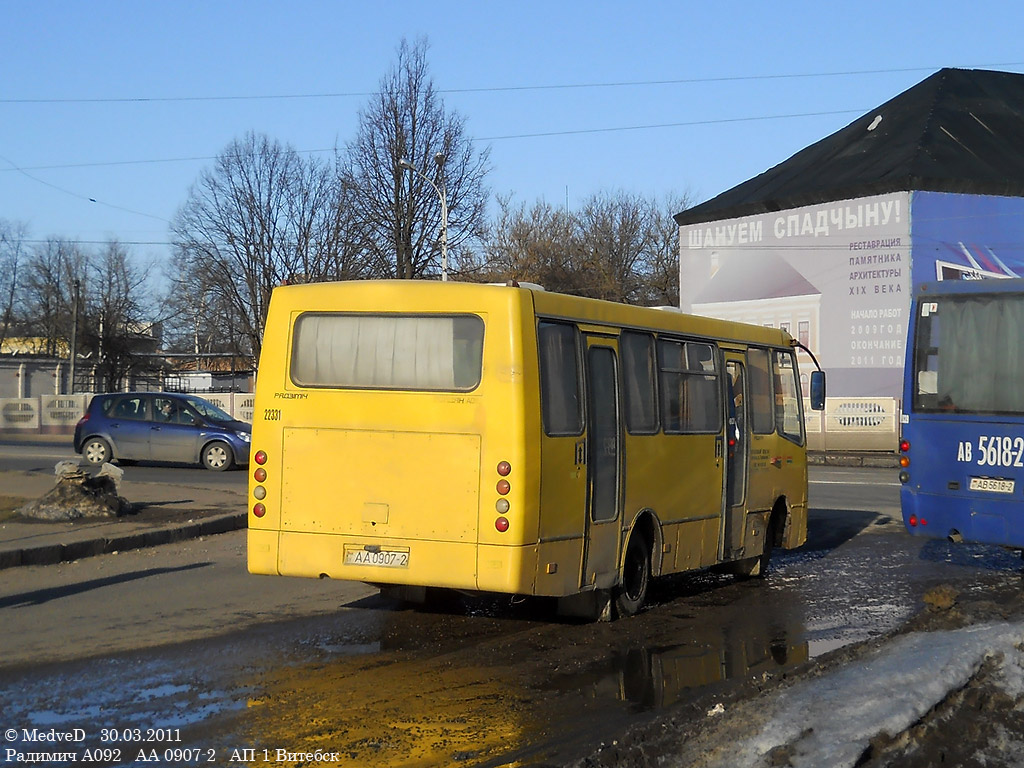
<box><xmin>900</xmin><ymin>440</ymin><xmax>910</xmax><ymax>453</ymax></box>
<box><xmin>253</xmin><ymin>503</ymin><xmax>266</xmax><ymax>518</ymax></box>
<box><xmin>495</xmin><ymin>516</ymin><xmax>509</xmax><ymax>532</ymax></box>
<box><xmin>900</xmin><ymin>456</ymin><xmax>910</xmax><ymax>468</ymax></box>
<box><xmin>909</xmin><ymin>514</ymin><xmax>917</xmax><ymax>527</ymax></box>
<box><xmin>254</xmin><ymin>467</ymin><xmax>267</xmax><ymax>483</ymax></box>
<box><xmin>255</xmin><ymin>450</ymin><xmax>268</xmax><ymax>465</ymax></box>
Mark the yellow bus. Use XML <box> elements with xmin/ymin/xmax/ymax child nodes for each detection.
<box><xmin>247</xmin><ymin>280</ymin><xmax>824</xmax><ymax>620</ymax></box>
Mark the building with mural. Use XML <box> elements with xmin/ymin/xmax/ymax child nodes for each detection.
<box><xmin>676</xmin><ymin>68</ymin><xmax>1024</xmax><ymax>399</ymax></box>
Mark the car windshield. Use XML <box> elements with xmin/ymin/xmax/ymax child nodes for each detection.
<box><xmin>183</xmin><ymin>396</ymin><xmax>234</xmax><ymax>422</ymax></box>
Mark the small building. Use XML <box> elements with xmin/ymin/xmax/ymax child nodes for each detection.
<box><xmin>676</xmin><ymin>68</ymin><xmax>1024</xmax><ymax>398</ymax></box>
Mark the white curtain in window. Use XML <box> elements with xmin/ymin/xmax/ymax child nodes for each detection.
<box><xmin>939</xmin><ymin>298</ymin><xmax>1024</xmax><ymax>413</ymax></box>
<box><xmin>293</xmin><ymin>315</ymin><xmax>457</xmax><ymax>389</ymax></box>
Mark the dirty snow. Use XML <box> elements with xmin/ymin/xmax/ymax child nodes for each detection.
<box><xmin>698</xmin><ymin>621</ymin><xmax>1024</xmax><ymax>768</ymax></box>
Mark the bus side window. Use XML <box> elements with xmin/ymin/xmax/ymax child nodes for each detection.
<box><xmin>657</xmin><ymin>339</ymin><xmax>721</xmax><ymax>434</ymax></box>
<box><xmin>621</xmin><ymin>331</ymin><xmax>658</xmax><ymax>434</ymax></box>
<box><xmin>747</xmin><ymin>348</ymin><xmax>775</xmax><ymax>435</ymax></box>
<box><xmin>538</xmin><ymin>321</ymin><xmax>583</xmax><ymax>436</ymax></box>
<box><xmin>685</xmin><ymin>342</ymin><xmax>722</xmax><ymax>433</ymax></box>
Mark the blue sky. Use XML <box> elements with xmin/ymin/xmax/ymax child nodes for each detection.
<box><xmin>2</xmin><ymin>0</ymin><xmax>1023</xmax><ymax>267</ymax></box>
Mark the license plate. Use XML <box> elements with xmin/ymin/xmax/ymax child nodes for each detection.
<box><xmin>969</xmin><ymin>477</ymin><xmax>1015</xmax><ymax>494</ymax></box>
<box><xmin>344</xmin><ymin>546</ymin><xmax>410</xmax><ymax>568</ymax></box>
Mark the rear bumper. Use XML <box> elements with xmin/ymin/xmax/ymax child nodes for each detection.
<box><xmin>901</xmin><ymin>487</ymin><xmax>1021</xmax><ymax>547</ymax></box>
<box><xmin>248</xmin><ymin>528</ymin><xmax>539</xmax><ymax>594</ymax></box>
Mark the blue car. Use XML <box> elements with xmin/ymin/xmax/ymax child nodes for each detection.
<box><xmin>73</xmin><ymin>392</ymin><xmax>251</xmax><ymax>471</ymax></box>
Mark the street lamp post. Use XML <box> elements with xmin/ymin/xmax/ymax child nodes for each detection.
<box><xmin>398</xmin><ymin>153</ymin><xmax>448</xmax><ymax>281</ymax></box>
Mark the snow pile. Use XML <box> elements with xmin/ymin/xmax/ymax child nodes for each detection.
<box><xmin>706</xmin><ymin>622</ymin><xmax>1024</xmax><ymax>768</ymax></box>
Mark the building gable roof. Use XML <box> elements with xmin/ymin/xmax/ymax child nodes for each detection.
<box><xmin>675</xmin><ymin>68</ymin><xmax>1024</xmax><ymax>226</ymax></box>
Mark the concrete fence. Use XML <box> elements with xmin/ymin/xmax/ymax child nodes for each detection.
<box><xmin>0</xmin><ymin>393</ymin><xmax>255</xmax><ymax>434</ymax></box>
<box><xmin>804</xmin><ymin>397</ymin><xmax>900</xmax><ymax>453</ymax></box>
<box><xmin>2</xmin><ymin>392</ymin><xmax>901</xmax><ymax>453</ymax></box>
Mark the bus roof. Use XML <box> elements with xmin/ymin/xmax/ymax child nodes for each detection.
<box><xmin>918</xmin><ymin>277</ymin><xmax>1024</xmax><ymax>297</ymax></box>
<box><xmin>270</xmin><ymin>279</ymin><xmax>795</xmax><ymax>348</ymax></box>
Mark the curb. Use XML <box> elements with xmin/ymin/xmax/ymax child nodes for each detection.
<box><xmin>0</xmin><ymin>512</ymin><xmax>247</xmax><ymax>571</ymax></box>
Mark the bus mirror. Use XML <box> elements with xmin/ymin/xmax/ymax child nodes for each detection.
<box><xmin>810</xmin><ymin>370</ymin><xmax>826</xmax><ymax>411</ymax></box>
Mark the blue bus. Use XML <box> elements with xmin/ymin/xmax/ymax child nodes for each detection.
<box><xmin>900</xmin><ymin>277</ymin><xmax>1024</xmax><ymax>547</ymax></box>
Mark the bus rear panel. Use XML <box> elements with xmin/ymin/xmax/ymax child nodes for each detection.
<box><xmin>900</xmin><ymin>278</ymin><xmax>1024</xmax><ymax>548</ymax></box>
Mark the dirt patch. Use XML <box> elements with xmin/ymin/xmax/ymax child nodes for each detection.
<box><xmin>0</xmin><ymin>497</ymin><xmax>25</xmax><ymax>520</ymax></box>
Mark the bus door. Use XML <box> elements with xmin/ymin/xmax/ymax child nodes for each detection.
<box><xmin>582</xmin><ymin>338</ymin><xmax>623</xmax><ymax>589</ymax></box>
<box><xmin>723</xmin><ymin>357</ymin><xmax>749</xmax><ymax>559</ymax></box>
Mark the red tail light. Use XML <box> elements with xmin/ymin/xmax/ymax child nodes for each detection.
<box><xmin>900</xmin><ymin>440</ymin><xmax>910</xmax><ymax>452</ymax></box>
<box><xmin>253</xmin><ymin>503</ymin><xmax>266</xmax><ymax>518</ymax></box>
<box><xmin>254</xmin><ymin>450</ymin><xmax>268</xmax><ymax>465</ymax></box>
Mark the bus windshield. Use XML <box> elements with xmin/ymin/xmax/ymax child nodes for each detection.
<box><xmin>912</xmin><ymin>292</ymin><xmax>1024</xmax><ymax>415</ymax></box>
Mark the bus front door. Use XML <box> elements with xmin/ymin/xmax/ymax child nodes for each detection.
<box><xmin>582</xmin><ymin>340</ymin><xmax>622</xmax><ymax>591</ymax></box>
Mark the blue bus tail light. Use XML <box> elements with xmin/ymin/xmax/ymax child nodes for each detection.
<box><xmin>899</xmin><ymin>471</ymin><xmax>910</xmax><ymax>484</ymax></box>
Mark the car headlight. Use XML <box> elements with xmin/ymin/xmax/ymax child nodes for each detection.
<box><xmin>237</xmin><ymin>431</ymin><xmax>251</xmax><ymax>442</ymax></box>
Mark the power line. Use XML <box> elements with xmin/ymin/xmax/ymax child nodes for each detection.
<box><xmin>2</xmin><ymin>108</ymin><xmax>867</xmax><ymax>174</ymax></box>
<box><xmin>3</xmin><ymin>63</ymin><xmax>1022</xmax><ymax>104</ymax></box>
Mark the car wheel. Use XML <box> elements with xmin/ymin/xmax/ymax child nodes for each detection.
<box><xmin>82</xmin><ymin>437</ymin><xmax>112</xmax><ymax>465</ymax></box>
<box><xmin>615</xmin><ymin>535</ymin><xmax>651</xmax><ymax>618</ymax></box>
<box><xmin>202</xmin><ymin>440</ymin><xmax>234</xmax><ymax>471</ymax></box>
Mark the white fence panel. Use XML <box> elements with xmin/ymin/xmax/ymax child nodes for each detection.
<box><xmin>232</xmin><ymin>393</ymin><xmax>255</xmax><ymax>423</ymax></box>
<box><xmin>0</xmin><ymin>398</ymin><xmax>41</xmax><ymax>430</ymax></box>
<box><xmin>811</xmin><ymin>397</ymin><xmax>899</xmax><ymax>452</ymax></box>
<box><xmin>39</xmin><ymin>394</ymin><xmax>91</xmax><ymax>430</ymax></box>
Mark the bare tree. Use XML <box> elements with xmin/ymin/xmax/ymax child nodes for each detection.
<box><xmin>82</xmin><ymin>241</ymin><xmax>154</xmax><ymax>391</ymax></box>
<box><xmin>171</xmin><ymin>132</ymin><xmax>350</xmax><ymax>364</ymax></box>
<box><xmin>344</xmin><ymin>37</ymin><xmax>490</xmax><ymax>279</ymax></box>
<box><xmin>483</xmin><ymin>196</ymin><xmax>586</xmax><ymax>292</ymax></box>
<box><xmin>640</xmin><ymin>193</ymin><xmax>693</xmax><ymax>307</ymax></box>
<box><xmin>483</xmin><ymin>191</ymin><xmax>693</xmax><ymax>305</ymax></box>
<box><xmin>0</xmin><ymin>219</ymin><xmax>27</xmax><ymax>351</ymax></box>
<box><xmin>18</xmin><ymin>238</ymin><xmax>84</xmax><ymax>357</ymax></box>
<box><xmin>577</xmin><ymin>191</ymin><xmax>654</xmax><ymax>302</ymax></box>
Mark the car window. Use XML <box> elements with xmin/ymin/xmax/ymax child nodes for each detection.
<box><xmin>112</xmin><ymin>396</ymin><xmax>147</xmax><ymax>421</ymax></box>
<box><xmin>153</xmin><ymin>396</ymin><xmax>194</xmax><ymax>425</ymax></box>
<box><xmin>184</xmin><ymin>396</ymin><xmax>233</xmax><ymax>422</ymax></box>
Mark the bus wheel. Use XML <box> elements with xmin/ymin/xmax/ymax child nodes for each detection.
<box><xmin>615</xmin><ymin>536</ymin><xmax>651</xmax><ymax>618</ymax></box>
<box><xmin>734</xmin><ymin>511</ymin><xmax>780</xmax><ymax>578</ymax></box>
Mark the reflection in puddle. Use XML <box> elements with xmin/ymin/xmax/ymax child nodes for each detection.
<box><xmin>550</xmin><ymin>620</ymin><xmax>808</xmax><ymax>712</ymax></box>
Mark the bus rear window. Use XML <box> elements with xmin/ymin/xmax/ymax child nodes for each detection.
<box><xmin>913</xmin><ymin>294</ymin><xmax>1024</xmax><ymax>415</ymax></box>
<box><xmin>290</xmin><ymin>313</ymin><xmax>484</xmax><ymax>391</ymax></box>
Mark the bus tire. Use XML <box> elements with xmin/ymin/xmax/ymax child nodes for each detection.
<box><xmin>615</xmin><ymin>535</ymin><xmax>651</xmax><ymax>618</ymax></box>
<box><xmin>734</xmin><ymin>511</ymin><xmax>781</xmax><ymax>579</ymax></box>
